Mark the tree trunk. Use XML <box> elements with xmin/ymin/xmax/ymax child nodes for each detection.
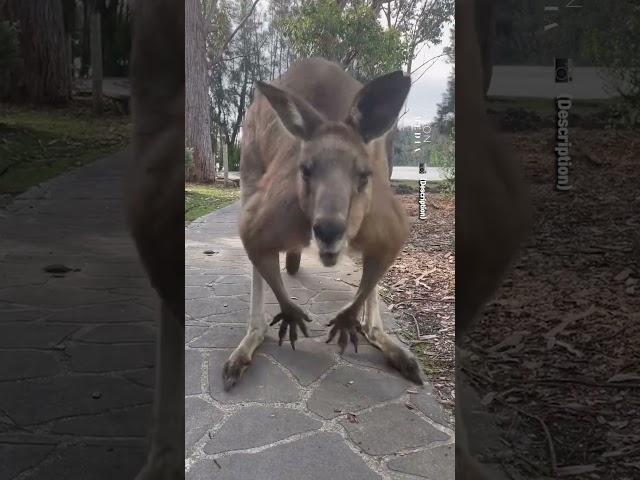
<box><xmin>90</xmin><ymin>10</ymin><xmax>103</xmax><ymax>113</ymax></box>
<box><xmin>0</xmin><ymin>0</ymin><xmax>71</xmax><ymax>104</ymax></box>
<box><xmin>185</xmin><ymin>0</ymin><xmax>214</xmax><ymax>183</ymax></box>
<box><xmin>222</xmin><ymin>142</ymin><xmax>229</xmax><ymax>187</ymax></box>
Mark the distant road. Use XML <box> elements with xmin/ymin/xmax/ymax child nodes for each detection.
<box><xmin>391</xmin><ymin>166</ymin><xmax>444</xmax><ymax>182</ymax></box>
<box><xmin>488</xmin><ymin>66</ymin><xmax>621</xmax><ymax>100</ymax></box>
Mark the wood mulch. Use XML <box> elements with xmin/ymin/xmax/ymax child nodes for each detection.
<box><xmin>461</xmin><ymin>127</ymin><xmax>640</xmax><ymax>479</ymax></box>
<box><xmin>381</xmin><ymin>190</ymin><xmax>455</xmax><ymax>414</ymax></box>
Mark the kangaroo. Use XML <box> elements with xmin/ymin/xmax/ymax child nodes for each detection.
<box><xmin>456</xmin><ymin>0</ymin><xmax>529</xmax><ymax>478</ymax></box>
<box><xmin>127</xmin><ymin>0</ymin><xmax>184</xmax><ymax>478</ymax></box>
<box><xmin>222</xmin><ymin>58</ymin><xmax>423</xmax><ymax>390</ymax></box>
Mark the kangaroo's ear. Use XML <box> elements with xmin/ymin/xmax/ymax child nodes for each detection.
<box><xmin>346</xmin><ymin>71</ymin><xmax>411</xmax><ymax>143</ymax></box>
<box><xmin>255</xmin><ymin>81</ymin><xmax>325</xmax><ymax>140</ymax></box>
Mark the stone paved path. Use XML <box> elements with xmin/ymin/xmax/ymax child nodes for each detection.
<box><xmin>185</xmin><ymin>202</ymin><xmax>454</xmax><ymax>480</ymax></box>
<box><xmin>0</xmin><ymin>150</ymin><xmax>156</xmax><ymax>479</ymax></box>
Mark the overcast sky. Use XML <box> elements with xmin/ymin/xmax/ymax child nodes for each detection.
<box><xmin>400</xmin><ymin>22</ymin><xmax>454</xmax><ymax>127</ymax></box>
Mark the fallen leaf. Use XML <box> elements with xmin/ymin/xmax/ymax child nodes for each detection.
<box><xmin>608</xmin><ymin>372</ymin><xmax>640</xmax><ymax>383</ymax></box>
<box><xmin>614</xmin><ymin>268</ymin><xmax>633</xmax><ymax>282</ymax></box>
<box><xmin>481</xmin><ymin>392</ymin><xmax>497</xmax><ymax>406</ymax></box>
<box><xmin>556</xmin><ymin>465</ymin><xmax>597</xmax><ymax>476</ymax></box>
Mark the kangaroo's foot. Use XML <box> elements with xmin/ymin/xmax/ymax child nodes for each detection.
<box><xmin>269</xmin><ymin>301</ymin><xmax>311</xmax><ymax>350</ymax></box>
<box><xmin>326</xmin><ymin>305</ymin><xmax>363</xmax><ymax>353</ymax></box>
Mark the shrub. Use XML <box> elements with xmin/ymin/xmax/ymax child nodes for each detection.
<box><xmin>0</xmin><ymin>21</ymin><xmax>19</xmax><ymax>97</ymax></box>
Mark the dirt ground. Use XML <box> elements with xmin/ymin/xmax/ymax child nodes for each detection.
<box><xmin>381</xmin><ymin>191</ymin><xmax>455</xmax><ymax>416</ymax></box>
<box><xmin>461</xmin><ymin>127</ymin><xmax>640</xmax><ymax>479</ymax></box>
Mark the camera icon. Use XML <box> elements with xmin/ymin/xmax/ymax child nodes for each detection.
<box><xmin>555</xmin><ymin>57</ymin><xmax>572</xmax><ymax>83</ymax></box>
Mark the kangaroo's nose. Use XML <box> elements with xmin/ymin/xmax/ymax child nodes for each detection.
<box><xmin>313</xmin><ymin>219</ymin><xmax>346</xmax><ymax>245</ymax></box>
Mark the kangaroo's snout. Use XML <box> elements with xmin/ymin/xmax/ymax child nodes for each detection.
<box><xmin>313</xmin><ymin>219</ymin><xmax>346</xmax><ymax>246</ymax></box>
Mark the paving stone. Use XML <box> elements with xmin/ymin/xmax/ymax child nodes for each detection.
<box><xmin>260</xmin><ymin>338</ymin><xmax>336</xmax><ymax>386</ymax></box>
<box><xmin>208</xmin><ymin>350</ymin><xmax>299</xmax><ymax>404</ymax></box>
<box><xmin>214</xmin><ymin>275</ymin><xmax>250</xmax><ymax>286</ymax></box>
<box><xmin>25</xmin><ymin>444</ymin><xmax>146</xmax><ymax>480</ymax></box>
<box><xmin>185</xmin><ymin>397</ymin><xmax>224</xmax><ymax>455</ymax></box>
<box><xmin>339</xmin><ymin>403</ymin><xmax>449</xmax><ymax>455</ymax></box>
<box><xmin>307</xmin><ymin>365</ymin><xmax>410</xmax><ymax>419</ymax></box>
<box><xmin>200</xmin><ymin>311</ymin><xmax>248</xmax><ymax>324</ymax></box>
<box><xmin>263</xmin><ymin>287</ymin><xmax>316</xmax><ymax>305</ymax></box>
<box><xmin>307</xmin><ymin>300</ymin><xmax>347</xmax><ymax>314</ymax></box>
<box><xmin>187</xmin><ymin>297</ymin><xmax>248</xmax><ymax>318</ymax></box>
<box><xmin>185</xmin><ymin>274</ymin><xmax>219</xmax><ymax>286</ymax></box>
<box><xmin>68</xmin><ymin>343</ymin><xmax>155</xmax><ymax>372</ymax></box>
<box><xmin>190</xmin><ymin>432</ymin><xmax>381</xmax><ymax>480</ymax></box>
<box><xmin>186</xmin><ymin>326</ymin><xmax>208</xmax><ymax>343</ymax></box>
<box><xmin>185</xmin><ymin>201</ymin><xmax>450</xmax><ymax>477</ymax></box>
<box><xmin>409</xmin><ymin>392</ymin><xmax>453</xmax><ymax>427</ymax></box>
<box><xmin>82</xmin><ymin>262</ymin><xmax>148</xmax><ymax>278</ymax></box>
<box><xmin>52</xmin><ymin>404</ymin><xmax>151</xmax><ymax>436</ymax></box>
<box><xmin>189</xmin><ymin>324</ymin><xmax>246</xmax><ymax>348</ymax></box>
<box><xmin>46</xmin><ymin>303</ymin><xmax>155</xmax><ymax>323</ymax></box>
<box><xmin>296</xmin><ymin>273</ymin><xmax>349</xmax><ymax>292</ymax></box>
<box><xmin>0</xmin><ymin>324</ymin><xmax>77</xmax><ymax>348</ymax></box>
<box><xmin>204</xmin><ymin>406</ymin><xmax>321</xmax><ymax>454</ymax></box>
<box><xmin>0</xmin><ymin>443</ymin><xmax>55</xmax><ymax>480</ymax></box>
<box><xmin>0</xmin><ymin>351</ymin><xmax>60</xmax><ymax>381</ymax></box>
<box><xmin>75</xmin><ymin>324</ymin><xmax>154</xmax><ymax>343</ymax></box>
<box><xmin>45</xmin><ymin>274</ymin><xmax>151</xmax><ymax>291</ymax></box>
<box><xmin>188</xmin><ymin>262</ymin><xmax>250</xmax><ymax>275</ymax></box>
<box><xmin>342</xmin><ymin>344</ymin><xmax>399</xmax><ymax>374</ymax></box>
<box><xmin>0</xmin><ymin>375</ymin><xmax>152</xmax><ymax>424</ymax></box>
<box><xmin>124</xmin><ymin>368</ymin><xmax>155</xmax><ymax>389</ymax></box>
<box><xmin>186</xmin><ymin>350</ymin><xmax>205</xmax><ymax>395</ymax></box>
<box><xmin>0</xmin><ymin>285</ymin><xmax>125</xmax><ymax>307</ymax></box>
<box><xmin>310</xmin><ymin>290</ymin><xmax>355</xmax><ymax>302</ymax></box>
<box><xmin>211</xmin><ymin>283</ymin><xmax>250</xmax><ymax>296</ymax></box>
<box><xmin>387</xmin><ymin>444</ymin><xmax>455</xmax><ymax>479</ymax></box>
<box><xmin>185</xmin><ymin>286</ymin><xmax>214</xmax><ymax>300</ymax></box>
<box><xmin>0</xmin><ymin>308</ymin><xmax>48</xmax><ymax>321</ymax></box>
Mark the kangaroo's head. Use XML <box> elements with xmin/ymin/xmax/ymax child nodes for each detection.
<box><xmin>256</xmin><ymin>71</ymin><xmax>410</xmax><ymax>266</ymax></box>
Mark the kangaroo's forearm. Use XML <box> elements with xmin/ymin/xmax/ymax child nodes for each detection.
<box><xmin>246</xmin><ymin>250</ymin><xmax>291</xmax><ymax>308</ymax></box>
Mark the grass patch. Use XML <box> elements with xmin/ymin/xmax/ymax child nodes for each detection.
<box><xmin>411</xmin><ymin>343</ymin><xmax>438</xmax><ymax>377</ymax></box>
<box><xmin>185</xmin><ymin>183</ymin><xmax>240</xmax><ymax>223</ymax></box>
<box><xmin>0</xmin><ymin>102</ymin><xmax>131</xmax><ymax>197</ymax></box>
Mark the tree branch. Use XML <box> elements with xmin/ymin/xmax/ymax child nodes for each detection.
<box><xmin>410</xmin><ymin>52</ymin><xmax>447</xmax><ymax>75</ymax></box>
<box><xmin>211</xmin><ymin>0</ymin><xmax>259</xmax><ymax>65</ymax></box>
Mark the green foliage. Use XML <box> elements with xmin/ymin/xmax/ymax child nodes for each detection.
<box><xmin>283</xmin><ymin>0</ymin><xmax>409</xmax><ymax>81</ymax></box>
<box><xmin>585</xmin><ymin>1</ymin><xmax>640</xmax><ymax>128</ymax></box>
<box><xmin>227</xmin><ymin>143</ymin><xmax>240</xmax><ymax>171</ymax></box>
<box><xmin>493</xmin><ymin>0</ymin><xmax>608</xmax><ymax>66</ymax></box>
<box><xmin>430</xmin><ymin>125</ymin><xmax>454</xmax><ymax>193</ymax></box>
<box><xmin>0</xmin><ymin>21</ymin><xmax>19</xmax><ymax>96</ymax></box>
<box><xmin>0</xmin><ymin>20</ymin><xmax>18</xmax><ymax>70</ymax></box>
<box><xmin>393</xmin><ymin>126</ymin><xmax>433</xmax><ymax>167</ymax></box>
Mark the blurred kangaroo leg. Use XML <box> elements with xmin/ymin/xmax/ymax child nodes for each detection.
<box><xmin>128</xmin><ymin>0</ymin><xmax>184</xmax><ymax>478</ymax></box>
<box><xmin>456</xmin><ymin>0</ymin><xmax>528</xmax><ymax>478</ymax></box>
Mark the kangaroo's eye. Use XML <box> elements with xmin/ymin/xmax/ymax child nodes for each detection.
<box><xmin>300</xmin><ymin>164</ymin><xmax>312</xmax><ymax>180</ymax></box>
<box><xmin>357</xmin><ymin>171</ymin><xmax>371</xmax><ymax>192</ymax></box>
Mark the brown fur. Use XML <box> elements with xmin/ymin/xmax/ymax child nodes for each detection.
<box><xmin>239</xmin><ymin>58</ymin><xmax>404</xmax><ymax>258</ymax></box>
